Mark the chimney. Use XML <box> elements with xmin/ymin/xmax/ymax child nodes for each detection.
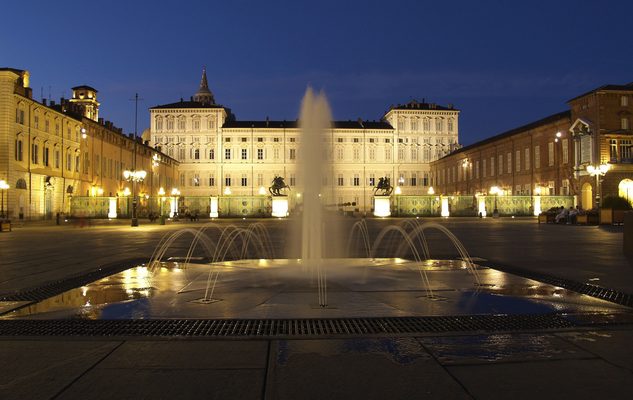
<box><xmin>42</xmin><ymin>99</ymin><xmax>47</xmax><ymax>106</ymax></box>
<box><xmin>357</xmin><ymin>117</ymin><xmax>364</xmax><ymax>127</ymax></box>
<box><xmin>98</xmin><ymin>118</ymin><xmax>104</xmax><ymax>125</ymax></box>
<box><xmin>266</xmin><ymin>116</ymin><xmax>269</xmax><ymax>127</ymax></box>
<box><xmin>50</xmin><ymin>100</ymin><xmax>56</xmax><ymax>106</ymax></box>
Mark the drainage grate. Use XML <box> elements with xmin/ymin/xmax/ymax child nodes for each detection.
<box><xmin>0</xmin><ymin>314</ymin><xmax>576</xmax><ymax>338</ymax></box>
<box><xmin>479</xmin><ymin>262</ymin><xmax>633</xmax><ymax>308</ymax></box>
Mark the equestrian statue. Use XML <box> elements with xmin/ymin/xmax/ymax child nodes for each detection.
<box><xmin>269</xmin><ymin>176</ymin><xmax>291</xmax><ymax>196</ymax></box>
<box><xmin>373</xmin><ymin>177</ymin><xmax>393</xmax><ymax>196</ymax></box>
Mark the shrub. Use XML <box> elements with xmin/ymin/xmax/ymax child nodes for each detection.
<box><xmin>602</xmin><ymin>195</ymin><xmax>633</xmax><ymax>210</ymax></box>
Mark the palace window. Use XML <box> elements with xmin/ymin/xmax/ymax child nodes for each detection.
<box><xmin>435</xmin><ymin>119</ymin><xmax>443</xmax><ymax>131</ymax></box>
<box><xmin>257</xmin><ymin>174</ymin><xmax>263</xmax><ymax>186</ymax></box>
<box><xmin>55</xmin><ymin>149</ymin><xmax>60</xmax><ymax>169</ymax></box>
<box><xmin>289</xmin><ymin>137</ymin><xmax>296</xmax><ymax>142</ymax></box>
<box><xmin>353</xmin><ymin>174</ymin><xmax>360</xmax><ymax>186</ymax></box>
<box><xmin>498</xmin><ymin>154</ymin><xmax>503</xmax><ymax>175</ymax></box>
<box><xmin>411</xmin><ymin>119</ymin><xmax>418</xmax><ymax>131</ymax></box>
<box><xmin>34</xmin><ymin>114</ymin><xmax>39</xmax><ymax>129</ymax></box>
<box><xmin>166</xmin><ymin>117</ymin><xmax>174</xmax><ymax>130</ymax></box>
<box><xmin>548</xmin><ymin>142</ymin><xmax>554</xmax><ymax>166</ymax></box>
<box><xmin>490</xmin><ymin>157</ymin><xmax>495</xmax><ymax>177</ymax></box>
<box><xmin>448</xmin><ymin>118</ymin><xmax>454</xmax><ymax>132</ymax></box>
<box><xmin>31</xmin><ymin>143</ymin><xmax>39</xmax><ymax>164</ymax></box>
<box><xmin>289</xmin><ymin>149</ymin><xmax>296</xmax><ymax>160</ymax></box>
<box><xmin>241</xmin><ymin>175</ymin><xmax>248</xmax><ymax>187</ymax></box>
<box><xmin>194</xmin><ymin>149</ymin><xmax>200</xmax><ymax>160</ymax></box>
<box><xmin>208</xmin><ymin>119</ymin><xmax>214</xmax><ymax>130</ymax></box>
<box><xmin>353</xmin><ymin>148</ymin><xmax>360</xmax><ymax>161</ymax></box>
<box><xmin>620</xmin><ymin>139</ymin><xmax>632</xmax><ymax>162</ymax></box>
<box><xmin>209</xmin><ymin>176</ymin><xmax>215</xmax><ymax>186</ymax></box>
<box><xmin>290</xmin><ymin>174</ymin><xmax>296</xmax><ymax>186</ymax></box>
<box><xmin>75</xmin><ymin>154</ymin><xmax>80</xmax><ymax>172</ymax></box>
<box><xmin>622</xmin><ymin>118</ymin><xmax>630</xmax><ymax>130</ymax></box>
<box><xmin>423</xmin><ymin>119</ymin><xmax>430</xmax><ymax>131</ymax></box>
<box><xmin>192</xmin><ymin>117</ymin><xmax>200</xmax><ymax>131</ymax></box>
<box><xmin>273</xmin><ymin>148</ymin><xmax>280</xmax><ymax>159</ymax></box>
<box><xmin>15</xmin><ymin>138</ymin><xmax>23</xmax><ymax>161</ymax></box>
<box><xmin>337</xmin><ymin>138</ymin><xmax>344</xmax><ymax>143</ymax></box>
<box><xmin>423</xmin><ymin>172</ymin><xmax>429</xmax><ymax>186</ymax></box>
<box><xmin>225</xmin><ymin>176</ymin><xmax>231</xmax><ymax>186</ymax></box>
<box><xmin>337</xmin><ymin>174</ymin><xmax>344</xmax><ymax>186</ymax></box>
<box><xmin>610</xmin><ymin>139</ymin><xmax>618</xmax><ymax>162</ymax></box>
<box><xmin>410</xmin><ymin>173</ymin><xmax>417</xmax><ymax>186</ymax></box>
<box><xmin>241</xmin><ymin>149</ymin><xmax>248</xmax><ymax>160</ymax></box>
<box><xmin>534</xmin><ymin>145</ymin><xmax>540</xmax><ymax>168</ymax></box>
<box><xmin>562</xmin><ymin>139</ymin><xmax>569</xmax><ymax>164</ymax></box>
<box><xmin>353</xmin><ymin>138</ymin><xmax>359</xmax><ymax>143</ymax></box>
<box><xmin>209</xmin><ymin>148</ymin><xmax>215</xmax><ymax>160</ymax></box>
<box><xmin>178</xmin><ymin>117</ymin><xmax>186</xmax><ymax>130</ymax></box>
<box><xmin>525</xmin><ymin>148</ymin><xmax>530</xmax><ymax>170</ymax></box>
<box><xmin>515</xmin><ymin>150</ymin><xmax>520</xmax><ymax>172</ymax></box>
<box><xmin>257</xmin><ymin>137</ymin><xmax>263</xmax><ymax>142</ymax></box>
<box><xmin>273</xmin><ymin>137</ymin><xmax>280</xmax><ymax>142</ymax></box>
<box><xmin>385</xmin><ymin>148</ymin><xmax>392</xmax><ymax>161</ymax></box>
<box><xmin>155</xmin><ymin>117</ymin><xmax>163</xmax><ymax>131</ymax></box>
<box><xmin>193</xmin><ymin>174</ymin><xmax>200</xmax><ymax>187</ymax></box>
<box><xmin>179</xmin><ymin>148</ymin><xmax>186</xmax><ymax>160</ymax></box>
<box><xmin>257</xmin><ymin>148</ymin><xmax>264</xmax><ymax>160</ymax></box>
<box><xmin>225</xmin><ymin>137</ymin><xmax>231</xmax><ymax>142</ymax></box>
<box><xmin>369</xmin><ymin>148</ymin><xmax>376</xmax><ymax>160</ymax></box>
<box><xmin>225</xmin><ymin>149</ymin><xmax>231</xmax><ymax>160</ymax></box>
<box><xmin>336</xmin><ymin>147</ymin><xmax>343</xmax><ymax>160</ymax></box>
<box><xmin>622</xmin><ymin>96</ymin><xmax>629</xmax><ymax>107</ymax></box>
<box><xmin>482</xmin><ymin>158</ymin><xmax>487</xmax><ymax>178</ymax></box>
<box><xmin>369</xmin><ymin>175</ymin><xmax>375</xmax><ymax>186</ymax></box>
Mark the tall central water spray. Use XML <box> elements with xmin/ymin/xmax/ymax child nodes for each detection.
<box><xmin>298</xmin><ymin>88</ymin><xmax>333</xmax><ymax>306</ymax></box>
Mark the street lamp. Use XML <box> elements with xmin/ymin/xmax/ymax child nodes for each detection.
<box><xmin>461</xmin><ymin>158</ymin><xmax>471</xmax><ymax>194</ymax></box>
<box><xmin>586</xmin><ymin>163</ymin><xmax>611</xmax><ymax>209</ymax></box>
<box><xmin>123</xmin><ymin>169</ymin><xmax>147</xmax><ymax>226</ymax></box>
<box><xmin>170</xmin><ymin>188</ymin><xmax>180</xmax><ymax>218</ymax></box>
<box><xmin>0</xmin><ymin>180</ymin><xmax>9</xmax><ymax>219</ymax></box>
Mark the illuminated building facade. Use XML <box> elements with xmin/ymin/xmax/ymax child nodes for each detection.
<box><xmin>149</xmin><ymin>69</ymin><xmax>460</xmax><ymax>213</ymax></box>
<box><xmin>0</xmin><ymin>68</ymin><xmax>178</xmax><ymax>220</ymax></box>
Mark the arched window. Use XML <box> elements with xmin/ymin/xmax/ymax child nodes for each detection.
<box><xmin>16</xmin><ymin>179</ymin><xmax>27</xmax><ymax>189</ymax></box>
<box><xmin>14</xmin><ymin>134</ymin><xmax>23</xmax><ymax>161</ymax></box>
<box><xmin>155</xmin><ymin>116</ymin><xmax>163</xmax><ymax>131</ymax></box>
<box><xmin>178</xmin><ymin>116</ymin><xmax>186</xmax><ymax>130</ymax></box>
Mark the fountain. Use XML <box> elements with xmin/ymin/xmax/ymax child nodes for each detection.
<box><xmin>1</xmin><ymin>89</ymin><xmax>629</xmax><ymax>321</ymax></box>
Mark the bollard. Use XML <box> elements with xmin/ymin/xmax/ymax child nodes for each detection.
<box><xmin>624</xmin><ymin>211</ymin><xmax>633</xmax><ymax>257</ymax></box>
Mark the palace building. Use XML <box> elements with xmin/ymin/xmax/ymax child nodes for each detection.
<box><xmin>430</xmin><ymin>82</ymin><xmax>633</xmax><ymax>211</ymax></box>
<box><xmin>0</xmin><ymin>68</ymin><xmax>178</xmax><ymax>220</ymax></box>
<box><xmin>148</xmin><ymin>69</ymin><xmax>460</xmax><ymax>214</ymax></box>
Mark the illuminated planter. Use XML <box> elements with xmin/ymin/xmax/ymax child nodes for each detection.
<box><xmin>478</xmin><ymin>197</ymin><xmax>487</xmax><ymax>217</ymax></box>
<box><xmin>272</xmin><ymin>196</ymin><xmax>289</xmax><ymax>218</ymax></box>
<box><xmin>170</xmin><ymin>197</ymin><xmax>178</xmax><ymax>218</ymax></box>
<box><xmin>533</xmin><ymin>196</ymin><xmax>542</xmax><ymax>216</ymax></box>
<box><xmin>209</xmin><ymin>196</ymin><xmax>219</xmax><ymax>218</ymax></box>
<box><xmin>441</xmin><ymin>197</ymin><xmax>450</xmax><ymax>217</ymax></box>
<box><xmin>108</xmin><ymin>198</ymin><xmax>117</xmax><ymax>219</ymax></box>
<box><xmin>373</xmin><ymin>196</ymin><xmax>391</xmax><ymax>217</ymax></box>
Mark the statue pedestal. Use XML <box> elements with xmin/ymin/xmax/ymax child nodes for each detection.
<box><xmin>209</xmin><ymin>196</ymin><xmax>219</xmax><ymax>218</ymax></box>
<box><xmin>373</xmin><ymin>195</ymin><xmax>391</xmax><ymax>217</ymax></box>
<box><xmin>272</xmin><ymin>196</ymin><xmax>289</xmax><ymax>218</ymax></box>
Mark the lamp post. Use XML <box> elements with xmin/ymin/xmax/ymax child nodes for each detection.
<box><xmin>0</xmin><ymin>180</ymin><xmax>9</xmax><ymax>219</ymax></box>
<box><xmin>461</xmin><ymin>158</ymin><xmax>471</xmax><ymax>194</ymax></box>
<box><xmin>123</xmin><ymin>169</ymin><xmax>146</xmax><ymax>226</ymax></box>
<box><xmin>586</xmin><ymin>164</ymin><xmax>611</xmax><ymax>209</ymax></box>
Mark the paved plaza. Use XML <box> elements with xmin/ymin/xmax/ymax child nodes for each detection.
<box><xmin>0</xmin><ymin>217</ymin><xmax>632</xmax><ymax>399</ymax></box>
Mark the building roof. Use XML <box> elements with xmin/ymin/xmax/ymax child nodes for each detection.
<box><xmin>439</xmin><ymin>110</ymin><xmax>571</xmax><ymax>159</ymax></box>
<box><xmin>0</xmin><ymin>67</ymin><xmax>25</xmax><ymax>74</ymax></box>
<box><xmin>387</xmin><ymin>100</ymin><xmax>459</xmax><ymax>112</ymax></box>
<box><xmin>150</xmin><ymin>100</ymin><xmax>226</xmax><ymax>110</ymax></box>
<box><xmin>72</xmin><ymin>85</ymin><xmax>98</xmax><ymax>92</ymax></box>
<box><xmin>567</xmin><ymin>83</ymin><xmax>633</xmax><ymax>103</ymax></box>
<box><xmin>221</xmin><ymin>120</ymin><xmax>393</xmax><ymax>130</ymax></box>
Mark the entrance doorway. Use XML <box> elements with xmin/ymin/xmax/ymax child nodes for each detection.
<box><xmin>619</xmin><ymin>179</ymin><xmax>633</xmax><ymax>205</ymax></box>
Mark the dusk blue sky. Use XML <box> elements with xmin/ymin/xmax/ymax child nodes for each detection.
<box><xmin>2</xmin><ymin>0</ymin><xmax>632</xmax><ymax>145</ymax></box>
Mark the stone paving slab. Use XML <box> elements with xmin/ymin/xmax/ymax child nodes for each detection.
<box><xmin>418</xmin><ymin>333</ymin><xmax>593</xmax><ymax>365</ymax></box>
<box><xmin>57</xmin><ymin>368</ymin><xmax>265</xmax><ymax>400</ymax></box>
<box><xmin>448</xmin><ymin>358</ymin><xmax>633</xmax><ymax>400</ymax></box>
<box><xmin>556</xmin><ymin>330</ymin><xmax>633</xmax><ymax>372</ymax></box>
<box><xmin>96</xmin><ymin>340</ymin><xmax>269</xmax><ymax>369</ymax></box>
<box><xmin>265</xmin><ymin>338</ymin><xmax>469</xmax><ymax>400</ymax></box>
<box><xmin>0</xmin><ymin>340</ymin><xmax>121</xmax><ymax>400</ymax></box>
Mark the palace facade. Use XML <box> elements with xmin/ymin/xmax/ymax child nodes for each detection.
<box><xmin>0</xmin><ymin>68</ymin><xmax>178</xmax><ymax>220</ymax></box>
<box><xmin>149</xmin><ymin>70</ymin><xmax>460</xmax><ymax>213</ymax></box>
<box><xmin>430</xmin><ymin>82</ymin><xmax>633</xmax><ymax>210</ymax></box>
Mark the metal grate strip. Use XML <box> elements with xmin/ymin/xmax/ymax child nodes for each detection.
<box><xmin>0</xmin><ymin>314</ymin><xmax>586</xmax><ymax>338</ymax></box>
